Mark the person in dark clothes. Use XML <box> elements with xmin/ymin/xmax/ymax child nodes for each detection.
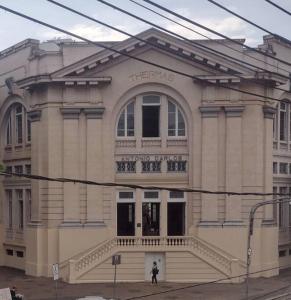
<box><xmin>10</xmin><ymin>286</ymin><xmax>23</xmax><ymax>300</ymax></box>
<box><xmin>151</xmin><ymin>261</ymin><xmax>159</xmax><ymax>284</ymax></box>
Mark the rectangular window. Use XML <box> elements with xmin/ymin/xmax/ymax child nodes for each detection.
<box><xmin>15</xmin><ymin>104</ymin><xmax>23</xmax><ymax>144</ymax></box>
<box><xmin>142</xmin><ymin>106</ymin><xmax>160</xmax><ymax>137</ymax></box>
<box><xmin>279</xmin><ymin>162</ymin><xmax>288</xmax><ymax>174</ymax></box>
<box><xmin>25</xmin><ymin>164</ymin><xmax>31</xmax><ymax>175</ymax></box>
<box><xmin>16</xmin><ymin>251</ymin><xmax>24</xmax><ymax>258</ymax></box>
<box><xmin>273</xmin><ymin>186</ymin><xmax>278</xmax><ymax>223</ymax></box>
<box><xmin>273</xmin><ymin>109</ymin><xmax>278</xmax><ymax>140</ymax></box>
<box><xmin>16</xmin><ymin>190</ymin><xmax>24</xmax><ymax>230</ymax></box>
<box><xmin>167</xmin><ymin>161</ymin><xmax>187</xmax><ymax>172</ymax></box>
<box><xmin>6</xmin><ymin>249</ymin><xmax>13</xmax><ymax>256</ymax></box>
<box><xmin>142</xmin><ymin>202</ymin><xmax>160</xmax><ymax>236</ymax></box>
<box><xmin>280</xmin><ymin>103</ymin><xmax>287</xmax><ymax>141</ymax></box>
<box><xmin>169</xmin><ymin>191</ymin><xmax>184</xmax><ymax>199</ymax></box>
<box><xmin>116</xmin><ymin>161</ymin><xmax>136</xmax><ymax>173</ymax></box>
<box><xmin>6</xmin><ymin>114</ymin><xmax>12</xmax><ymax>145</ymax></box>
<box><xmin>279</xmin><ymin>250</ymin><xmax>286</xmax><ymax>257</ymax></box>
<box><xmin>26</xmin><ymin>189</ymin><xmax>32</xmax><ymax>222</ymax></box>
<box><xmin>273</xmin><ymin>162</ymin><xmax>278</xmax><ymax>174</ymax></box>
<box><xmin>5</xmin><ymin>166</ymin><xmax>12</xmax><ymax>177</ymax></box>
<box><xmin>27</xmin><ymin>118</ymin><xmax>31</xmax><ymax>142</ymax></box>
<box><xmin>141</xmin><ymin>161</ymin><xmax>161</xmax><ymax>173</ymax></box>
<box><xmin>279</xmin><ymin>187</ymin><xmax>287</xmax><ymax>227</ymax></box>
<box><xmin>14</xmin><ymin>165</ymin><xmax>23</xmax><ymax>174</ymax></box>
<box><xmin>117</xmin><ymin>203</ymin><xmax>135</xmax><ymax>236</ymax></box>
<box><xmin>144</xmin><ymin>191</ymin><xmax>159</xmax><ymax>199</ymax></box>
<box><xmin>6</xmin><ymin>190</ymin><xmax>12</xmax><ymax>229</ymax></box>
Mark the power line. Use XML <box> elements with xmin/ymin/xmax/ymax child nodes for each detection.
<box><xmin>0</xmin><ymin>4</ymin><xmax>287</xmax><ymax>104</ymax></box>
<box><xmin>207</xmin><ymin>0</ymin><xmax>288</xmax><ymax>39</ymax></box>
<box><xmin>97</xmin><ymin>0</ymin><xmax>291</xmax><ymax>79</ymax></box>
<box><xmin>142</xmin><ymin>0</ymin><xmax>291</xmax><ymax>68</ymax></box>
<box><xmin>129</xmin><ymin>0</ymin><xmax>291</xmax><ymax>80</ymax></box>
<box><xmin>0</xmin><ymin>171</ymin><xmax>290</xmax><ymax>197</ymax></box>
<box><xmin>123</xmin><ymin>263</ymin><xmax>291</xmax><ymax>300</ymax></box>
<box><xmin>265</xmin><ymin>0</ymin><xmax>291</xmax><ymax>17</ymax></box>
<box><xmin>47</xmin><ymin>0</ymin><xmax>289</xmax><ymax>95</ymax></box>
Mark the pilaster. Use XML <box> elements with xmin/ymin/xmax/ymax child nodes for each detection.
<box><xmin>224</xmin><ymin>106</ymin><xmax>244</xmax><ymax>225</ymax></box>
<box><xmin>60</xmin><ymin>108</ymin><xmax>81</xmax><ymax>226</ymax></box>
<box><xmin>199</xmin><ymin>106</ymin><xmax>220</xmax><ymax>225</ymax></box>
<box><xmin>84</xmin><ymin>107</ymin><xmax>105</xmax><ymax>226</ymax></box>
<box><xmin>27</xmin><ymin>110</ymin><xmax>42</xmax><ymax>225</ymax></box>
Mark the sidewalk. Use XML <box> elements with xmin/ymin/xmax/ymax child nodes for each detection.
<box><xmin>1</xmin><ymin>266</ymin><xmax>291</xmax><ymax>300</ymax></box>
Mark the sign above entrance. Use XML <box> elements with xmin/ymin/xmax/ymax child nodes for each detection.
<box><xmin>129</xmin><ymin>70</ymin><xmax>175</xmax><ymax>83</ymax></box>
<box><xmin>119</xmin><ymin>154</ymin><xmax>185</xmax><ymax>162</ymax></box>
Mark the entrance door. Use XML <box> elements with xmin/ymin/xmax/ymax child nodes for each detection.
<box><xmin>167</xmin><ymin>202</ymin><xmax>185</xmax><ymax>236</ymax></box>
<box><xmin>142</xmin><ymin>202</ymin><xmax>160</xmax><ymax>236</ymax></box>
<box><xmin>145</xmin><ymin>253</ymin><xmax>165</xmax><ymax>281</ymax></box>
<box><xmin>117</xmin><ymin>203</ymin><xmax>135</xmax><ymax>236</ymax></box>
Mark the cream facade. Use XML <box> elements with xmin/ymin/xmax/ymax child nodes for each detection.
<box><xmin>0</xmin><ymin>29</ymin><xmax>290</xmax><ymax>283</ymax></box>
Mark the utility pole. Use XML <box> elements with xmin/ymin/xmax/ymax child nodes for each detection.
<box><xmin>246</xmin><ymin>197</ymin><xmax>290</xmax><ymax>299</ymax></box>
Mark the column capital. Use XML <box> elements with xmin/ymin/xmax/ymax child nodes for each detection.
<box><xmin>224</xmin><ymin>105</ymin><xmax>245</xmax><ymax>117</ymax></box>
<box><xmin>60</xmin><ymin>108</ymin><xmax>81</xmax><ymax>119</ymax></box>
<box><xmin>263</xmin><ymin>105</ymin><xmax>276</xmax><ymax>119</ymax></box>
<box><xmin>84</xmin><ymin>107</ymin><xmax>105</xmax><ymax>119</ymax></box>
<box><xmin>27</xmin><ymin>110</ymin><xmax>41</xmax><ymax>122</ymax></box>
<box><xmin>199</xmin><ymin>106</ymin><xmax>221</xmax><ymax>118</ymax></box>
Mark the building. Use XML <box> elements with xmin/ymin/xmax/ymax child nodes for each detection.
<box><xmin>0</xmin><ymin>28</ymin><xmax>290</xmax><ymax>283</ymax></box>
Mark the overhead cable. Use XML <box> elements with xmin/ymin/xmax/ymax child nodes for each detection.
<box><xmin>129</xmin><ymin>0</ymin><xmax>291</xmax><ymax>77</ymax></box>
<box><xmin>0</xmin><ymin>3</ymin><xmax>287</xmax><ymax>103</ymax></box>
<box><xmin>207</xmin><ymin>0</ymin><xmax>289</xmax><ymax>40</ymax></box>
<box><xmin>0</xmin><ymin>171</ymin><xmax>290</xmax><ymax>197</ymax></box>
<box><xmin>47</xmin><ymin>0</ymin><xmax>289</xmax><ymax>94</ymax></box>
<box><xmin>265</xmin><ymin>0</ymin><xmax>291</xmax><ymax>17</ymax></box>
<box><xmin>142</xmin><ymin>0</ymin><xmax>291</xmax><ymax>68</ymax></box>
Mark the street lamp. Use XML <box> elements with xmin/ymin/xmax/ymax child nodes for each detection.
<box><xmin>246</xmin><ymin>197</ymin><xmax>290</xmax><ymax>299</ymax></box>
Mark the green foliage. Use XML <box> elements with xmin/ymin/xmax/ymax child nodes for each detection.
<box><xmin>0</xmin><ymin>163</ymin><xmax>5</xmax><ymax>172</ymax></box>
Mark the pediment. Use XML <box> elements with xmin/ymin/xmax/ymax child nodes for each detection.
<box><xmin>50</xmin><ymin>28</ymin><xmax>256</xmax><ymax>82</ymax></box>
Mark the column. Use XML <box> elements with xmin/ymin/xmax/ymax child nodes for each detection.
<box><xmin>27</xmin><ymin>110</ymin><xmax>42</xmax><ymax>225</ymax></box>
<box><xmin>84</xmin><ymin>107</ymin><xmax>105</xmax><ymax>226</ymax></box>
<box><xmin>263</xmin><ymin>106</ymin><xmax>276</xmax><ymax>224</ymax></box>
<box><xmin>60</xmin><ymin>108</ymin><xmax>81</xmax><ymax>226</ymax></box>
<box><xmin>199</xmin><ymin>106</ymin><xmax>220</xmax><ymax>225</ymax></box>
<box><xmin>160</xmin><ymin>190</ymin><xmax>168</xmax><ymax>236</ymax></box>
<box><xmin>135</xmin><ymin>189</ymin><xmax>143</xmax><ymax>237</ymax></box>
<box><xmin>224</xmin><ymin>106</ymin><xmax>244</xmax><ymax>224</ymax></box>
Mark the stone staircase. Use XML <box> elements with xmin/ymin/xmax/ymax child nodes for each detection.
<box><xmin>61</xmin><ymin>236</ymin><xmax>245</xmax><ymax>283</ymax></box>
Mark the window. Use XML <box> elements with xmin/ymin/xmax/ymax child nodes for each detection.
<box><xmin>279</xmin><ymin>250</ymin><xmax>286</xmax><ymax>257</ymax></box>
<box><xmin>26</xmin><ymin>189</ymin><xmax>32</xmax><ymax>222</ymax></box>
<box><xmin>142</xmin><ymin>95</ymin><xmax>160</xmax><ymax>137</ymax></box>
<box><xmin>16</xmin><ymin>251</ymin><xmax>24</xmax><ymax>258</ymax></box>
<box><xmin>15</xmin><ymin>104</ymin><xmax>23</xmax><ymax>144</ymax></box>
<box><xmin>117</xmin><ymin>191</ymin><xmax>135</xmax><ymax>236</ymax></box>
<box><xmin>25</xmin><ymin>164</ymin><xmax>31</xmax><ymax>175</ymax></box>
<box><xmin>167</xmin><ymin>161</ymin><xmax>187</xmax><ymax>172</ymax></box>
<box><xmin>279</xmin><ymin>187</ymin><xmax>287</xmax><ymax>227</ymax></box>
<box><xmin>116</xmin><ymin>161</ymin><xmax>136</xmax><ymax>173</ymax></box>
<box><xmin>142</xmin><ymin>161</ymin><xmax>161</xmax><ymax>172</ymax></box>
<box><xmin>168</xmin><ymin>101</ymin><xmax>185</xmax><ymax>136</ymax></box>
<box><xmin>6</xmin><ymin>114</ymin><xmax>12</xmax><ymax>145</ymax></box>
<box><xmin>117</xmin><ymin>102</ymin><xmax>134</xmax><ymax>137</ymax></box>
<box><xmin>5</xmin><ymin>103</ymin><xmax>30</xmax><ymax>146</ymax></box>
<box><xmin>16</xmin><ymin>190</ymin><xmax>24</xmax><ymax>230</ymax></box>
<box><xmin>6</xmin><ymin>190</ymin><xmax>12</xmax><ymax>229</ymax></box>
<box><xmin>5</xmin><ymin>166</ymin><xmax>12</xmax><ymax>177</ymax></box>
<box><xmin>279</xmin><ymin>162</ymin><xmax>288</xmax><ymax>174</ymax></box>
<box><xmin>273</xmin><ymin>162</ymin><xmax>278</xmax><ymax>174</ymax></box>
<box><xmin>14</xmin><ymin>165</ymin><xmax>23</xmax><ymax>174</ymax></box>
<box><xmin>6</xmin><ymin>249</ymin><xmax>13</xmax><ymax>256</ymax></box>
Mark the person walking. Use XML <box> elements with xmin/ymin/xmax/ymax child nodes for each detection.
<box><xmin>151</xmin><ymin>261</ymin><xmax>159</xmax><ymax>284</ymax></box>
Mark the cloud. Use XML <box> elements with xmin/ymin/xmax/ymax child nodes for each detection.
<box><xmin>41</xmin><ymin>23</ymin><xmax>128</xmax><ymax>42</ymax></box>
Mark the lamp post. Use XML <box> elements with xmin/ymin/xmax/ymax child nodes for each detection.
<box><xmin>246</xmin><ymin>197</ymin><xmax>290</xmax><ymax>299</ymax></box>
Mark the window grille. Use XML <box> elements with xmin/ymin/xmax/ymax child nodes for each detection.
<box><xmin>141</xmin><ymin>161</ymin><xmax>161</xmax><ymax>172</ymax></box>
<box><xmin>167</xmin><ymin>161</ymin><xmax>187</xmax><ymax>172</ymax></box>
<box><xmin>116</xmin><ymin>161</ymin><xmax>136</xmax><ymax>173</ymax></box>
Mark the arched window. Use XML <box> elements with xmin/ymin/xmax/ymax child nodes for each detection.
<box><xmin>168</xmin><ymin>100</ymin><xmax>185</xmax><ymax>137</ymax></box>
<box><xmin>117</xmin><ymin>101</ymin><xmax>135</xmax><ymax>137</ymax></box>
<box><xmin>5</xmin><ymin>103</ymin><xmax>31</xmax><ymax>146</ymax></box>
<box><xmin>116</xmin><ymin>94</ymin><xmax>186</xmax><ymax>139</ymax></box>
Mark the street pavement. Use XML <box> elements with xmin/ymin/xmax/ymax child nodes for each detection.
<box><xmin>1</xmin><ymin>266</ymin><xmax>291</xmax><ymax>300</ymax></box>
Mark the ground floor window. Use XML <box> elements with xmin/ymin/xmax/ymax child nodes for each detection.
<box><xmin>117</xmin><ymin>203</ymin><xmax>135</xmax><ymax>236</ymax></box>
<box><xmin>142</xmin><ymin>203</ymin><xmax>160</xmax><ymax>236</ymax></box>
<box><xmin>167</xmin><ymin>202</ymin><xmax>185</xmax><ymax>236</ymax></box>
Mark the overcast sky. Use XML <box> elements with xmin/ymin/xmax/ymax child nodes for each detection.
<box><xmin>0</xmin><ymin>0</ymin><xmax>291</xmax><ymax>51</ymax></box>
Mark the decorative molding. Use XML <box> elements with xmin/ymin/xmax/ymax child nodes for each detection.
<box><xmin>199</xmin><ymin>106</ymin><xmax>221</xmax><ymax>118</ymax></box>
<box><xmin>263</xmin><ymin>106</ymin><xmax>276</xmax><ymax>119</ymax></box>
<box><xmin>60</xmin><ymin>108</ymin><xmax>81</xmax><ymax>119</ymax></box>
<box><xmin>84</xmin><ymin>107</ymin><xmax>105</xmax><ymax>119</ymax></box>
<box><xmin>199</xmin><ymin>221</ymin><xmax>222</xmax><ymax>227</ymax></box>
<box><xmin>84</xmin><ymin>221</ymin><xmax>106</xmax><ymax>228</ymax></box>
<box><xmin>59</xmin><ymin>221</ymin><xmax>83</xmax><ymax>228</ymax></box>
<box><xmin>224</xmin><ymin>106</ymin><xmax>245</xmax><ymax>117</ymax></box>
<box><xmin>223</xmin><ymin>221</ymin><xmax>245</xmax><ymax>227</ymax></box>
<box><xmin>262</xmin><ymin>219</ymin><xmax>276</xmax><ymax>226</ymax></box>
<box><xmin>27</xmin><ymin>110</ymin><xmax>41</xmax><ymax>122</ymax></box>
